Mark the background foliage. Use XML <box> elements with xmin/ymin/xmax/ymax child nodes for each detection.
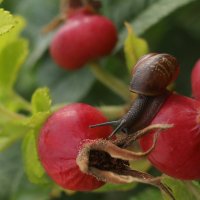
<box><xmin>1</xmin><ymin>0</ymin><xmax>200</xmax><ymax>199</ymax></box>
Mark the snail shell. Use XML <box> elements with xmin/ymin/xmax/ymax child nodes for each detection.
<box><xmin>130</xmin><ymin>53</ymin><xmax>179</xmax><ymax>96</ymax></box>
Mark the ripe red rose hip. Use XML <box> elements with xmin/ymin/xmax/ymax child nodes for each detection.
<box><xmin>38</xmin><ymin>103</ymin><xmax>112</xmax><ymax>191</ymax></box>
<box><xmin>50</xmin><ymin>11</ymin><xmax>117</xmax><ymax>70</ymax></box>
<box><xmin>140</xmin><ymin>93</ymin><xmax>200</xmax><ymax>180</ymax></box>
<box><xmin>191</xmin><ymin>59</ymin><xmax>200</xmax><ymax>100</ymax></box>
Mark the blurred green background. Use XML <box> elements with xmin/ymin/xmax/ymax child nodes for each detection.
<box><xmin>1</xmin><ymin>0</ymin><xmax>200</xmax><ymax>199</ymax></box>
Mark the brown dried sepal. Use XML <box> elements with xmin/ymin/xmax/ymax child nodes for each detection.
<box><xmin>76</xmin><ymin>123</ymin><xmax>175</xmax><ymax>200</ymax></box>
<box><xmin>42</xmin><ymin>0</ymin><xmax>101</xmax><ymax>33</ymax></box>
<box><xmin>67</xmin><ymin>0</ymin><xmax>101</xmax><ymax>10</ymax></box>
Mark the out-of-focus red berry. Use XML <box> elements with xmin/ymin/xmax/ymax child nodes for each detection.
<box><xmin>50</xmin><ymin>12</ymin><xmax>117</xmax><ymax>70</ymax></box>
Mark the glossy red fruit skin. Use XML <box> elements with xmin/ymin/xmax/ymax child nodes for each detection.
<box><xmin>38</xmin><ymin>103</ymin><xmax>112</xmax><ymax>191</ymax></box>
<box><xmin>140</xmin><ymin>93</ymin><xmax>200</xmax><ymax>180</ymax></box>
<box><xmin>50</xmin><ymin>14</ymin><xmax>117</xmax><ymax>70</ymax></box>
<box><xmin>191</xmin><ymin>59</ymin><xmax>200</xmax><ymax>100</ymax></box>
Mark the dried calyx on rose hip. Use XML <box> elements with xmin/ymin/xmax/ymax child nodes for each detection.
<box><xmin>90</xmin><ymin>52</ymin><xmax>200</xmax><ymax>181</ymax></box>
<box><xmin>38</xmin><ymin>103</ymin><xmax>174</xmax><ymax>199</ymax></box>
<box><xmin>191</xmin><ymin>59</ymin><xmax>200</xmax><ymax>100</ymax></box>
<box><xmin>49</xmin><ymin>0</ymin><xmax>117</xmax><ymax>70</ymax></box>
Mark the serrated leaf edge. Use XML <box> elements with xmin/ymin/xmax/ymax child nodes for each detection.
<box><xmin>0</xmin><ymin>8</ymin><xmax>16</xmax><ymax>36</ymax></box>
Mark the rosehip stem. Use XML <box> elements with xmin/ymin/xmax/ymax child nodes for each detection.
<box><xmin>60</xmin><ymin>0</ymin><xmax>69</xmax><ymax>12</ymax></box>
<box><xmin>12</xmin><ymin>92</ymin><xmax>32</xmax><ymax>112</ymax></box>
<box><xmin>42</xmin><ymin>0</ymin><xmax>68</xmax><ymax>33</ymax></box>
<box><xmin>0</xmin><ymin>104</ymin><xmax>26</xmax><ymax>120</ymax></box>
<box><xmin>90</xmin><ymin>63</ymin><xmax>130</xmax><ymax>101</ymax></box>
<box><xmin>42</xmin><ymin>15</ymin><xmax>66</xmax><ymax>34</ymax></box>
<box><xmin>183</xmin><ymin>181</ymin><xmax>200</xmax><ymax>200</ymax></box>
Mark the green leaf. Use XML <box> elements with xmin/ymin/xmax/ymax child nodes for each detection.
<box><xmin>0</xmin><ymin>8</ymin><xmax>15</xmax><ymax>36</ymax></box>
<box><xmin>37</xmin><ymin>64</ymin><xmax>95</xmax><ymax>103</ymax></box>
<box><xmin>25</xmin><ymin>112</ymin><xmax>51</xmax><ymax>134</ymax></box>
<box><xmin>28</xmin><ymin>87</ymin><xmax>52</xmax><ymax>133</ymax></box>
<box><xmin>22</xmin><ymin>89</ymin><xmax>52</xmax><ymax>184</ymax></box>
<box><xmin>124</xmin><ymin>22</ymin><xmax>149</xmax><ymax>72</ymax></box>
<box><xmin>0</xmin><ymin>143</ymin><xmax>51</xmax><ymax>200</ymax></box>
<box><xmin>0</xmin><ymin>16</ymin><xmax>29</xmax><ymax>112</ymax></box>
<box><xmin>0</xmin><ymin>143</ymin><xmax>23</xmax><ymax>199</ymax></box>
<box><xmin>0</xmin><ymin>102</ymin><xmax>29</xmax><ymax>152</ymax></box>
<box><xmin>0</xmin><ymin>0</ymin><xmax>3</xmax><ymax>4</ymax></box>
<box><xmin>31</xmin><ymin>88</ymin><xmax>52</xmax><ymax>114</ymax></box>
<box><xmin>0</xmin><ymin>103</ymin><xmax>24</xmax><ymax>122</ymax></box>
<box><xmin>0</xmin><ymin>119</ymin><xmax>29</xmax><ymax>152</ymax></box>
<box><xmin>11</xmin><ymin>0</ymin><xmax>58</xmax><ymax>67</ymax></box>
<box><xmin>22</xmin><ymin>130</ymin><xmax>50</xmax><ymax>185</ymax></box>
<box><xmin>175</xmin><ymin>1</ymin><xmax>200</xmax><ymax>41</ymax></box>
<box><xmin>0</xmin><ymin>15</ymin><xmax>26</xmax><ymax>51</ymax></box>
<box><xmin>22</xmin><ymin>88</ymin><xmax>52</xmax><ymax>184</ymax></box>
<box><xmin>130</xmin><ymin>188</ymin><xmax>162</xmax><ymax>200</ymax></box>
<box><xmin>26</xmin><ymin>33</ymin><xmax>54</xmax><ymax>68</ymax></box>
<box><xmin>11</xmin><ymin>181</ymin><xmax>51</xmax><ymax>200</ymax></box>
<box><xmin>117</xmin><ymin>0</ymin><xmax>196</xmax><ymax>50</ymax></box>
<box><xmin>0</xmin><ymin>39</ymin><xmax>28</xmax><ymax>90</ymax></box>
<box><xmin>195</xmin><ymin>181</ymin><xmax>200</xmax><ymax>186</ymax></box>
<box><xmin>162</xmin><ymin>177</ymin><xmax>200</xmax><ymax>200</ymax></box>
<box><xmin>0</xmin><ymin>91</ymin><xmax>31</xmax><ymax>112</ymax></box>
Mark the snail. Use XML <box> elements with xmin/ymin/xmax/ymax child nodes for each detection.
<box><xmin>90</xmin><ymin>53</ymin><xmax>179</xmax><ymax>137</ymax></box>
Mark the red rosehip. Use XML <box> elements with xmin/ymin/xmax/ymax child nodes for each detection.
<box><xmin>140</xmin><ymin>93</ymin><xmax>200</xmax><ymax>180</ymax></box>
<box><xmin>191</xmin><ymin>59</ymin><xmax>200</xmax><ymax>100</ymax></box>
<box><xmin>50</xmin><ymin>12</ymin><xmax>117</xmax><ymax>70</ymax></box>
<box><xmin>38</xmin><ymin>103</ymin><xmax>112</xmax><ymax>191</ymax></box>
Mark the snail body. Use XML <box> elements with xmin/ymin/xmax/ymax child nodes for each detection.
<box><xmin>118</xmin><ymin>92</ymin><xmax>170</xmax><ymax>134</ymax></box>
<box><xmin>90</xmin><ymin>53</ymin><xmax>179</xmax><ymax>137</ymax></box>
